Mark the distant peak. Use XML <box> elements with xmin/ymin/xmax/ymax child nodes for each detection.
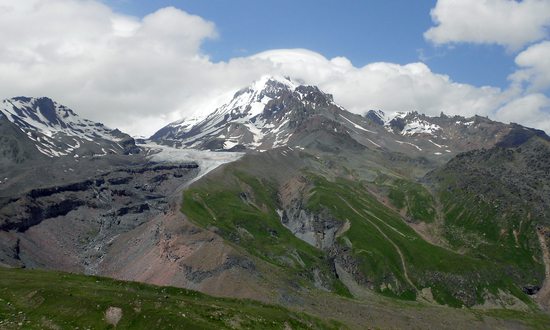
<box><xmin>4</xmin><ymin>96</ymin><xmax>78</xmax><ymax>119</ymax></box>
<box><xmin>256</xmin><ymin>75</ymin><xmax>296</xmax><ymax>88</ymax></box>
<box><xmin>10</xmin><ymin>96</ymin><xmax>54</xmax><ymax>104</ymax></box>
<box><xmin>365</xmin><ymin>110</ymin><xmax>386</xmax><ymax>125</ymax></box>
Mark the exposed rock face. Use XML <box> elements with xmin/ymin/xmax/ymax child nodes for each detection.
<box><xmin>277</xmin><ymin>176</ymin><xmax>342</xmax><ymax>250</ymax></box>
<box><xmin>98</xmin><ymin>199</ymin><xmax>270</xmax><ymax>303</ymax></box>
<box><xmin>278</xmin><ymin>208</ymin><xmax>340</xmax><ymax>250</ymax></box>
<box><xmin>0</xmin><ymin>150</ymin><xmax>274</xmax><ymax>302</ymax></box>
<box><xmin>0</xmin><ymin>162</ymin><xmax>199</xmax><ymax>271</ymax></box>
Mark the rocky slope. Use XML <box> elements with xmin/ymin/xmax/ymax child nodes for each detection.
<box><xmin>0</xmin><ymin>161</ymin><xmax>199</xmax><ymax>271</ymax></box>
<box><xmin>181</xmin><ymin>146</ymin><xmax>543</xmax><ymax>309</ymax></box>
<box><xmin>425</xmin><ymin>135</ymin><xmax>550</xmax><ymax>307</ymax></box>
<box><xmin>154</xmin><ymin>77</ymin><xmax>550</xmax><ymax>311</ymax></box>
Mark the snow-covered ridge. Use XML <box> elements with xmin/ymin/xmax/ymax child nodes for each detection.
<box><xmin>153</xmin><ymin>77</ymin><xmax>494</xmax><ymax>157</ymax></box>
<box><xmin>217</xmin><ymin>75</ymin><xmax>295</xmax><ymax>119</ymax></box>
<box><xmin>400</xmin><ymin>119</ymin><xmax>441</xmax><ymax>136</ymax></box>
<box><xmin>2</xmin><ymin>97</ymin><xmax>115</xmax><ymax>141</ymax></box>
<box><xmin>151</xmin><ymin>76</ymin><xmax>322</xmax><ymax>150</ymax></box>
<box><xmin>0</xmin><ymin>96</ymin><xmax>137</xmax><ymax>157</ymax></box>
<box><xmin>366</xmin><ymin>109</ymin><xmax>443</xmax><ymax>136</ymax></box>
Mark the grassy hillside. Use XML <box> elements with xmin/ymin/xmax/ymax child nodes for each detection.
<box><xmin>0</xmin><ymin>267</ymin><xmax>341</xmax><ymax>329</ymax></box>
<box><xmin>182</xmin><ymin>170</ymin><xmax>352</xmax><ymax>297</ymax></box>
<box><xmin>300</xmin><ymin>175</ymin><xmax>532</xmax><ymax>306</ymax></box>
<box><xmin>181</xmin><ymin>149</ymin><xmax>538</xmax><ymax>308</ymax></box>
<box><xmin>427</xmin><ymin>137</ymin><xmax>550</xmax><ymax>291</ymax></box>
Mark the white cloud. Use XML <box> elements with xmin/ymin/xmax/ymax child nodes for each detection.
<box><xmin>252</xmin><ymin>49</ymin><xmax>511</xmax><ymax>118</ymax></box>
<box><xmin>510</xmin><ymin>41</ymin><xmax>550</xmax><ymax>91</ymax></box>
<box><xmin>494</xmin><ymin>93</ymin><xmax>550</xmax><ymax>131</ymax></box>
<box><xmin>425</xmin><ymin>0</ymin><xmax>550</xmax><ymax>50</ymax></box>
<box><xmin>0</xmin><ymin>0</ymin><xmax>221</xmax><ymax>135</ymax></box>
<box><xmin>0</xmin><ymin>0</ymin><xmax>549</xmax><ymax>135</ymax></box>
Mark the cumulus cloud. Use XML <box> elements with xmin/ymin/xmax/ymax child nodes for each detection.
<box><xmin>252</xmin><ymin>49</ymin><xmax>511</xmax><ymax>117</ymax></box>
<box><xmin>0</xmin><ymin>0</ymin><xmax>224</xmax><ymax>135</ymax></box>
<box><xmin>510</xmin><ymin>41</ymin><xmax>550</xmax><ymax>91</ymax></box>
<box><xmin>494</xmin><ymin>93</ymin><xmax>550</xmax><ymax>131</ymax></box>
<box><xmin>0</xmin><ymin>0</ymin><xmax>549</xmax><ymax>135</ymax></box>
<box><xmin>425</xmin><ymin>0</ymin><xmax>550</xmax><ymax>50</ymax></box>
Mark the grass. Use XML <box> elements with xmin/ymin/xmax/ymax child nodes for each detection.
<box><xmin>473</xmin><ymin>309</ymin><xmax>550</xmax><ymax>330</ymax></box>
<box><xmin>0</xmin><ymin>267</ymin><xmax>342</xmax><ymax>329</ymax></box>
<box><xmin>435</xmin><ymin>173</ymin><xmax>545</xmax><ymax>287</ymax></box>
<box><xmin>182</xmin><ymin>170</ymin><xmax>351</xmax><ymax>297</ymax></box>
<box><xmin>181</xmin><ymin>159</ymin><xmax>535</xmax><ymax>308</ymax></box>
<box><xmin>305</xmin><ymin>175</ymin><xmax>534</xmax><ymax>306</ymax></box>
<box><xmin>384</xmin><ymin>178</ymin><xmax>437</xmax><ymax>223</ymax></box>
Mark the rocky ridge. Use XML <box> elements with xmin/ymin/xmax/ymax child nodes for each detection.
<box><xmin>0</xmin><ymin>96</ymin><xmax>140</xmax><ymax>159</ymax></box>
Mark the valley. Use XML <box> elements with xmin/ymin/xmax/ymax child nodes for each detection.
<box><xmin>1</xmin><ymin>77</ymin><xmax>550</xmax><ymax>328</ymax></box>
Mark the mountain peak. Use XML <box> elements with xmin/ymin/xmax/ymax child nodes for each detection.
<box><xmin>151</xmin><ymin>76</ymin><xmax>343</xmax><ymax>149</ymax></box>
<box><xmin>0</xmin><ymin>96</ymin><xmax>139</xmax><ymax>157</ymax></box>
<box><xmin>254</xmin><ymin>75</ymin><xmax>297</xmax><ymax>90</ymax></box>
<box><xmin>232</xmin><ymin>76</ymin><xmax>297</xmax><ymax>99</ymax></box>
<box><xmin>153</xmin><ymin>77</ymin><xmax>531</xmax><ymax>154</ymax></box>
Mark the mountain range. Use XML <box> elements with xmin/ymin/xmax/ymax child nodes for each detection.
<box><xmin>1</xmin><ymin>77</ymin><xmax>550</xmax><ymax>329</ymax></box>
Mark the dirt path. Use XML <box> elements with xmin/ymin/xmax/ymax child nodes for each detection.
<box><xmin>536</xmin><ymin>228</ymin><xmax>550</xmax><ymax>310</ymax></box>
<box><xmin>338</xmin><ymin>196</ymin><xmax>418</xmax><ymax>291</ymax></box>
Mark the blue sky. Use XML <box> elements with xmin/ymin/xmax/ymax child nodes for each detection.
<box><xmin>104</xmin><ymin>0</ymin><xmax>515</xmax><ymax>89</ymax></box>
<box><xmin>1</xmin><ymin>0</ymin><xmax>549</xmax><ymax>135</ymax></box>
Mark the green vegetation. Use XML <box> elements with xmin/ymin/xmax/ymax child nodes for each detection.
<box><xmin>434</xmin><ymin>172</ymin><xmax>545</xmax><ymax>287</ymax></box>
<box><xmin>305</xmin><ymin>175</ymin><xmax>533</xmax><ymax>307</ymax></box>
<box><xmin>475</xmin><ymin>309</ymin><xmax>550</xmax><ymax>330</ymax></box>
<box><xmin>182</xmin><ymin>170</ymin><xmax>351</xmax><ymax>297</ymax></box>
<box><xmin>376</xmin><ymin>176</ymin><xmax>436</xmax><ymax>223</ymax></box>
<box><xmin>0</xmin><ymin>267</ymin><xmax>341</xmax><ymax>329</ymax></box>
<box><xmin>181</xmin><ymin>159</ymin><xmax>535</xmax><ymax>308</ymax></box>
<box><xmin>426</xmin><ymin>139</ymin><xmax>550</xmax><ymax>292</ymax></box>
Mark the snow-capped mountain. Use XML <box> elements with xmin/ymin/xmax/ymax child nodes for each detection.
<box><xmin>152</xmin><ymin>76</ymin><xmax>298</xmax><ymax>150</ymax></box>
<box><xmin>151</xmin><ymin>76</ymin><xmax>548</xmax><ymax>162</ymax></box>
<box><xmin>0</xmin><ymin>96</ymin><xmax>140</xmax><ymax>159</ymax></box>
<box><xmin>151</xmin><ymin>76</ymin><xmax>379</xmax><ymax>151</ymax></box>
<box><xmin>366</xmin><ymin>110</ymin><xmax>443</xmax><ymax>136</ymax></box>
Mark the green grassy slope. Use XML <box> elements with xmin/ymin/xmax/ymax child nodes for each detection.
<box><xmin>379</xmin><ymin>177</ymin><xmax>437</xmax><ymax>223</ymax></box>
<box><xmin>183</xmin><ymin>170</ymin><xmax>351</xmax><ymax>297</ymax></box>
<box><xmin>0</xmin><ymin>267</ymin><xmax>341</xmax><ymax>330</ymax></box>
<box><xmin>181</xmin><ymin>149</ymin><xmax>536</xmax><ymax>308</ymax></box>
<box><xmin>427</xmin><ymin>138</ymin><xmax>550</xmax><ymax>291</ymax></box>
<box><xmin>306</xmin><ymin>175</ymin><xmax>532</xmax><ymax>307</ymax></box>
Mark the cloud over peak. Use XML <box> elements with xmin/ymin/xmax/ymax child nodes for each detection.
<box><xmin>0</xmin><ymin>0</ymin><xmax>549</xmax><ymax>135</ymax></box>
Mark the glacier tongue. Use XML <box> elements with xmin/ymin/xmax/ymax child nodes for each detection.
<box><xmin>143</xmin><ymin>142</ymin><xmax>244</xmax><ymax>186</ymax></box>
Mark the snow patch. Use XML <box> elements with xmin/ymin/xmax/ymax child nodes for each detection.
<box><xmin>401</xmin><ymin>120</ymin><xmax>441</xmax><ymax>136</ymax></box>
<box><xmin>428</xmin><ymin>139</ymin><xmax>443</xmax><ymax>148</ymax></box>
<box><xmin>340</xmin><ymin>115</ymin><xmax>377</xmax><ymax>133</ymax></box>
<box><xmin>395</xmin><ymin>140</ymin><xmax>422</xmax><ymax>151</ymax></box>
